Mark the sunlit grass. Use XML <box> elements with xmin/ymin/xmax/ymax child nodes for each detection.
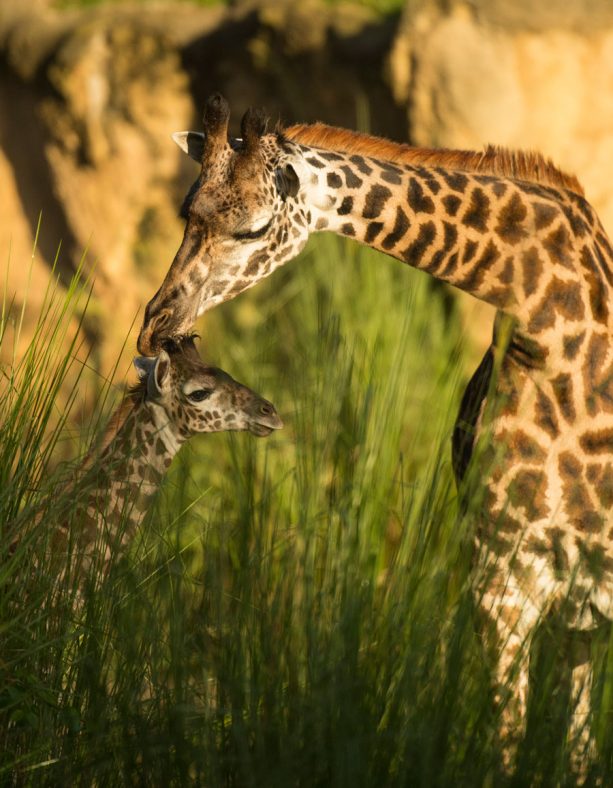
<box><xmin>1</xmin><ymin>234</ymin><xmax>612</xmax><ymax>785</ymax></box>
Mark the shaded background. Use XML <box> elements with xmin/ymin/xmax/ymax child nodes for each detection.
<box><xmin>2</xmin><ymin>0</ymin><xmax>613</xmax><ymax>390</ymax></box>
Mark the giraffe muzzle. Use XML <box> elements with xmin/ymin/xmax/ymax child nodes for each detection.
<box><xmin>138</xmin><ymin>308</ymin><xmax>183</xmax><ymax>356</ymax></box>
<box><xmin>247</xmin><ymin>400</ymin><xmax>284</xmax><ymax>437</ymax></box>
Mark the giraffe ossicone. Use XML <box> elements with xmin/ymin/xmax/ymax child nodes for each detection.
<box><xmin>138</xmin><ymin>95</ymin><xmax>612</xmax><ymax>767</ymax></box>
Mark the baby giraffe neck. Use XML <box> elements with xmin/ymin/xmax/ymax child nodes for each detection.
<box><xmin>98</xmin><ymin>398</ymin><xmax>186</xmax><ymax>546</ymax></box>
<box><xmin>59</xmin><ymin>394</ymin><xmax>186</xmax><ymax>579</ymax></box>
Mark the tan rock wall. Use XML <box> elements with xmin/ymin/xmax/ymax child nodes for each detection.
<box><xmin>389</xmin><ymin>0</ymin><xmax>613</xmax><ymax>356</ymax></box>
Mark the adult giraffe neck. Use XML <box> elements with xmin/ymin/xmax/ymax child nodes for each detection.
<box><xmin>291</xmin><ymin>134</ymin><xmax>600</xmax><ymax>349</ymax></box>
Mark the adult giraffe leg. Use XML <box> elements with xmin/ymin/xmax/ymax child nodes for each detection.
<box><xmin>569</xmin><ymin>659</ymin><xmax>595</xmax><ymax>780</ymax></box>
<box><xmin>480</xmin><ymin>571</ymin><xmax>542</xmax><ymax>770</ymax></box>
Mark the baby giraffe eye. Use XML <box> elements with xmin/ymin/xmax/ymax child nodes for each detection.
<box><xmin>188</xmin><ymin>389</ymin><xmax>212</xmax><ymax>402</ymax></box>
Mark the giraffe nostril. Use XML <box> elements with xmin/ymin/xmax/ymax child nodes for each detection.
<box><xmin>260</xmin><ymin>402</ymin><xmax>273</xmax><ymax>416</ymax></box>
<box><xmin>154</xmin><ymin>310</ymin><xmax>171</xmax><ymax>330</ymax></box>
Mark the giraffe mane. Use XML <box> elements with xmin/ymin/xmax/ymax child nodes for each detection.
<box><xmin>284</xmin><ymin>123</ymin><xmax>585</xmax><ymax>196</ymax></box>
<box><xmin>79</xmin><ymin>382</ymin><xmax>146</xmax><ymax>472</ymax></box>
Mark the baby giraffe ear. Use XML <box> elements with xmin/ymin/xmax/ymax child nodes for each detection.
<box><xmin>274</xmin><ymin>163</ymin><xmax>300</xmax><ymax>201</ymax></box>
<box><xmin>133</xmin><ymin>356</ymin><xmax>156</xmax><ymax>380</ymax></box>
<box><xmin>172</xmin><ymin>131</ymin><xmax>205</xmax><ymax>163</ymax></box>
<box><xmin>153</xmin><ymin>350</ymin><xmax>171</xmax><ymax>393</ymax></box>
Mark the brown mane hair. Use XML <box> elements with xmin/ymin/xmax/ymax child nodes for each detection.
<box><xmin>79</xmin><ymin>381</ymin><xmax>146</xmax><ymax>472</ymax></box>
<box><xmin>284</xmin><ymin>123</ymin><xmax>584</xmax><ymax>196</ymax></box>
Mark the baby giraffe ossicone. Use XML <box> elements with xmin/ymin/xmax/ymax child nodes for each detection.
<box><xmin>46</xmin><ymin>337</ymin><xmax>283</xmax><ymax>580</ymax></box>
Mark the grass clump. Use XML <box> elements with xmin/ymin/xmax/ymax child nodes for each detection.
<box><xmin>1</xmin><ymin>234</ymin><xmax>612</xmax><ymax>785</ymax></box>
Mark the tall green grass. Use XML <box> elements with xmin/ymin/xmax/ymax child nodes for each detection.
<box><xmin>1</xmin><ymin>234</ymin><xmax>612</xmax><ymax>785</ymax></box>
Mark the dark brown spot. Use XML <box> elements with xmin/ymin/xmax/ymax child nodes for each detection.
<box><xmin>499</xmin><ymin>256</ymin><xmax>514</xmax><ymax>285</ymax></box>
<box><xmin>513</xmin><ymin>430</ymin><xmax>547</xmax><ymax>462</ymax></box>
<box><xmin>498</xmin><ymin>512</ymin><xmax>524</xmax><ymax>534</ymax></box>
<box><xmin>442</xmin><ymin>221</ymin><xmax>458</xmax><ymax>254</ymax></box>
<box><xmin>442</xmin><ymin>194</ymin><xmax>462</xmax><ymax>216</ymax></box>
<box><xmin>440</xmin><ymin>170</ymin><xmax>468</xmax><ymax>192</ymax></box>
<box><xmin>581</xmin><ymin>246</ymin><xmax>609</xmax><ymax>324</ymax></box>
<box><xmin>421</xmin><ymin>222</ymin><xmax>456</xmax><ymax>275</ymax></box>
<box><xmin>420</xmin><ymin>171</ymin><xmax>442</xmax><ymax>194</ymax></box>
<box><xmin>341</xmin><ymin>223</ymin><xmax>355</xmax><ymax>237</ymax></box>
<box><xmin>440</xmin><ymin>251</ymin><xmax>459</xmax><ymax>278</ymax></box>
<box><xmin>381</xmin><ymin>168</ymin><xmax>402</xmax><ymax>185</ymax></box>
<box><xmin>543</xmin><ymin>223</ymin><xmax>574</xmax><ymax>269</ymax></box>
<box><xmin>551</xmin><ymin>373</ymin><xmax>576</xmax><ymax>423</ymax></box>
<box><xmin>349</xmin><ymin>154</ymin><xmax>373</xmax><ymax>176</ymax></box>
<box><xmin>407</xmin><ymin>178</ymin><xmax>435</xmax><ymax>214</ymax></box>
<box><xmin>306</xmin><ymin>156</ymin><xmax>325</xmax><ymax>169</ymax></box>
<box><xmin>521</xmin><ymin>246</ymin><xmax>543</xmax><ymax>297</ymax></box>
<box><xmin>579</xmin><ymin>428</ymin><xmax>613</xmax><ymax>454</ymax></box>
<box><xmin>587</xmin><ymin>462</ymin><xmax>613</xmax><ymax>509</ymax></box>
<box><xmin>535</xmin><ymin>389</ymin><xmax>559</xmax><ymax>439</ymax></box>
<box><xmin>362</xmin><ymin>184</ymin><xmax>392</xmax><ymax>219</ymax></box>
<box><xmin>508</xmin><ymin>468</ymin><xmax>549</xmax><ymax>521</ymax></box>
<box><xmin>532</xmin><ymin>201</ymin><xmax>559</xmax><ymax>231</ymax></box>
<box><xmin>364</xmin><ymin>221</ymin><xmax>384</xmax><ymax>243</ymax></box>
<box><xmin>340</xmin><ymin>165</ymin><xmax>363</xmax><ymax>189</ymax></box>
<box><xmin>594</xmin><ymin>240</ymin><xmax>613</xmax><ymax>287</ymax></box>
<box><xmin>562</xmin><ymin>331</ymin><xmax>585</xmax><ymax>360</ymax></box>
<box><xmin>562</xmin><ymin>204</ymin><xmax>588</xmax><ymax>238</ymax></box>
<box><xmin>484</xmin><ymin>286</ymin><xmax>509</xmax><ymax>307</ymax></box>
<box><xmin>401</xmin><ymin>221</ymin><xmax>436</xmax><ymax>267</ymax></box>
<box><xmin>527</xmin><ymin>277</ymin><xmax>585</xmax><ymax>333</ymax></box>
<box><xmin>337</xmin><ymin>196</ymin><xmax>353</xmax><ymax>216</ymax></box>
<box><xmin>583</xmin><ymin>333</ymin><xmax>613</xmax><ymax>415</ymax></box>
<box><xmin>496</xmin><ymin>192</ymin><xmax>528</xmax><ymax>245</ymax></box>
<box><xmin>507</xmin><ymin>332</ymin><xmax>548</xmax><ymax>370</ymax></box>
<box><xmin>462</xmin><ymin>188</ymin><xmax>490</xmax><ymax>233</ymax></box>
<box><xmin>576</xmin><ymin>540</ymin><xmax>613</xmax><ymax>580</ymax></box>
<box><xmin>245</xmin><ymin>251</ymin><xmax>268</xmax><ymax>277</ymax></box>
<box><xmin>458</xmin><ymin>239</ymin><xmax>499</xmax><ymax>292</ymax></box>
<box><xmin>381</xmin><ymin>206</ymin><xmax>410</xmax><ymax>250</ymax></box>
<box><xmin>327</xmin><ymin>172</ymin><xmax>343</xmax><ymax>189</ymax></box>
<box><xmin>462</xmin><ymin>239</ymin><xmax>478</xmax><ymax>264</ymax></box>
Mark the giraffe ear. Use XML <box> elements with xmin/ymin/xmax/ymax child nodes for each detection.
<box><xmin>134</xmin><ymin>356</ymin><xmax>155</xmax><ymax>379</ymax></box>
<box><xmin>152</xmin><ymin>350</ymin><xmax>171</xmax><ymax>394</ymax></box>
<box><xmin>172</xmin><ymin>131</ymin><xmax>205</xmax><ymax>163</ymax></box>
<box><xmin>274</xmin><ymin>164</ymin><xmax>300</xmax><ymax>201</ymax></box>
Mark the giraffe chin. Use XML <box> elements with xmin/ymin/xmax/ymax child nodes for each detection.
<box><xmin>248</xmin><ymin>423</ymin><xmax>274</xmax><ymax>438</ymax></box>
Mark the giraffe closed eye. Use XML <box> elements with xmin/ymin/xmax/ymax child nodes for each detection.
<box><xmin>232</xmin><ymin>219</ymin><xmax>273</xmax><ymax>241</ymax></box>
<box><xmin>187</xmin><ymin>389</ymin><xmax>212</xmax><ymax>402</ymax></box>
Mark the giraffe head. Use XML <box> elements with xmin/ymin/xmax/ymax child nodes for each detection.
<box><xmin>133</xmin><ymin>337</ymin><xmax>283</xmax><ymax>437</ymax></box>
<box><xmin>138</xmin><ymin>94</ymin><xmax>310</xmax><ymax>355</ymax></box>
<box><xmin>137</xmin><ymin>94</ymin><xmax>311</xmax><ymax>355</ymax></box>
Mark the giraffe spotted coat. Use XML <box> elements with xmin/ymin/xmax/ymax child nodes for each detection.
<box><xmin>137</xmin><ymin>96</ymin><xmax>612</xmax><ymax>757</ymax></box>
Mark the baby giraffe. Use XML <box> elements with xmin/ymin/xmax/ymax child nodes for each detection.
<box><xmin>42</xmin><ymin>337</ymin><xmax>283</xmax><ymax>582</ymax></box>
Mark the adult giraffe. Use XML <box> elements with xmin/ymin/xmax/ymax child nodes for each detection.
<box><xmin>137</xmin><ymin>94</ymin><xmax>613</xmax><ymax>760</ymax></box>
